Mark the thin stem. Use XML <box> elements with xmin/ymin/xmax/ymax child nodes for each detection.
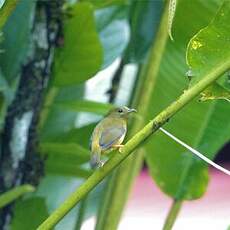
<box><xmin>0</xmin><ymin>184</ymin><xmax>35</xmax><ymax>208</ymax></box>
<box><xmin>163</xmin><ymin>199</ymin><xmax>182</xmax><ymax>230</ymax></box>
<box><xmin>37</xmin><ymin>57</ymin><xmax>230</xmax><ymax>229</ymax></box>
<box><xmin>74</xmin><ymin>197</ymin><xmax>88</xmax><ymax>230</ymax></box>
<box><xmin>95</xmin><ymin>0</ymin><xmax>170</xmax><ymax>229</ymax></box>
<box><xmin>0</xmin><ymin>0</ymin><xmax>19</xmax><ymax>29</ymax></box>
<box><xmin>108</xmin><ymin>59</ymin><xmax>125</xmax><ymax>103</ymax></box>
<box><xmin>38</xmin><ymin>86</ymin><xmax>59</xmax><ymax>130</ymax></box>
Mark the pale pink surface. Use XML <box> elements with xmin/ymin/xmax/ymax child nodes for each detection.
<box><xmin>122</xmin><ymin>167</ymin><xmax>230</xmax><ymax>230</ymax></box>
<box><xmin>82</xmin><ymin>167</ymin><xmax>230</xmax><ymax>230</ymax></box>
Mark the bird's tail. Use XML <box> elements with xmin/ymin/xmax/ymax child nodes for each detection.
<box><xmin>90</xmin><ymin>151</ymin><xmax>101</xmax><ymax>169</ymax></box>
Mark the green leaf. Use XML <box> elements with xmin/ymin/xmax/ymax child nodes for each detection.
<box><xmin>53</xmin><ymin>3</ymin><xmax>103</xmax><ymax>86</ymax></box>
<box><xmin>145</xmin><ymin>0</ymin><xmax>230</xmax><ymax>200</ymax></box>
<box><xmin>54</xmin><ymin>100</ymin><xmax>114</xmax><ymax>115</ymax></box>
<box><xmin>40</xmin><ymin>142</ymin><xmax>90</xmax><ymax>165</ymax></box>
<box><xmin>51</xmin><ymin>123</ymin><xmax>96</xmax><ymax>150</ymax></box>
<box><xmin>83</xmin><ymin>0</ymin><xmax>126</xmax><ymax>9</ymax></box>
<box><xmin>0</xmin><ymin>0</ymin><xmax>35</xmax><ymax>83</ymax></box>
<box><xmin>0</xmin><ymin>0</ymin><xmax>18</xmax><ymax>29</ymax></box>
<box><xmin>36</xmin><ymin>175</ymin><xmax>104</xmax><ymax>230</ymax></box>
<box><xmin>11</xmin><ymin>197</ymin><xmax>49</xmax><ymax>230</ymax></box>
<box><xmin>45</xmin><ymin>163</ymin><xmax>91</xmax><ymax>178</ymax></box>
<box><xmin>187</xmin><ymin>1</ymin><xmax>230</xmax><ymax>86</ymax></box>
<box><xmin>200</xmin><ymin>82</ymin><xmax>230</xmax><ymax>102</ymax></box>
<box><xmin>125</xmin><ymin>0</ymin><xmax>163</xmax><ymax>63</ymax></box>
<box><xmin>95</xmin><ymin>5</ymin><xmax>129</xmax><ymax>68</ymax></box>
<box><xmin>40</xmin><ymin>85</ymin><xmax>85</xmax><ymax>142</ymax></box>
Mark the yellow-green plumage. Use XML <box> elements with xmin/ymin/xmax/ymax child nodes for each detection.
<box><xmin>90</xmin><ymin>106</ymin><xmax>136</xmax><ymax>168</ymax></box>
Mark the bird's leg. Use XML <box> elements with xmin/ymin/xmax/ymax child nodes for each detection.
<box><xmin>112</xmin><ymin>144</ymin><xmax>124</xmax><ymax>153</ymax></box>
<box><xmin>97</xmin><ymin>160</ymin><xmax>104</xmax><ymax>168</ymax></box>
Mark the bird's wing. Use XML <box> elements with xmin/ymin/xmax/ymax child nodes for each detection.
<box><xmin>99</xmin><ymin>126</ymin><xmax>126</xmax><ymax>150</ymax></box>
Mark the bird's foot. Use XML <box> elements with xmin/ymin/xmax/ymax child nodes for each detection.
<box><xmin>98</xmin><ymin>160</ymin><xmax>104</xmax><ymax>168</ymax></box>
<box><xmin>90</xmin><ymin>159</ymin><xmax>104</xmax><ymax>169</ymax></box>
<box><xmin>113</xmin><ymin>144</ymin><xmax>124</xmax><ymax>153</ymax></box>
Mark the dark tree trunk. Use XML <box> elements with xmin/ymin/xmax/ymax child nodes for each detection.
<box><xmin>0</xmin><ymin>0</ymin><xmax>63</xmax><ymax>228</ymax></box>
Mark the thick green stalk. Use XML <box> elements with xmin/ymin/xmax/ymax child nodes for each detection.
<box><xmin>38</xmin><ymin>86</ymin><xmax>59</xmax><ymax>130</ymax></box>
<box><xmin>0</xmin><ymin>0</ymin><xmax>19</xmax><ymax>29</ymax></box>
<box><xmin>0</xmin><ymin>184</ymin><xmax>35</xmax><ymax>208</ymax></box>
<box><xmin>74</xmin><ymin>197</ymin><xmax>88</xmax><ymax>230</ymax></box>
<box><xmin>163</xmin><ymin>199</ymin><xmax>182</xmax><ymax>230</ymax></box>
<box><xmin>95</xmin><ymin>1</ymin><xmax>169</xmax><ymax>229</ymax></box>
<box><xmin>37</xmin><ymin>57</ymin><xmax>230</xmax><ymax>230</ymax></box>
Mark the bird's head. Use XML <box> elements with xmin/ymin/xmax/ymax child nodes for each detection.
<box><xmin>107</xmin><ymin>106</ymin><xmax>137</xmax><ymax>119</ymax></box>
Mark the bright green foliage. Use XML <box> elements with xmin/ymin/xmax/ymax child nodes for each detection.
<box><xmin>54</xmin><ymin>100</ymin><xmax>113</xmax><ymax>115</ymax></box>
<box><xmin>0</xmin><ymin>0</ymin><xmax>35</xmax><ymax>83</ymax></box>
<box><xmin>187</xmin><ymin>1</ymin><xmax>230</xmax><ymax>86</ymax></box>
<box><xmin>0</xmin><ymin>0</ymin><xmax>18</xmax><ymax>29</ymax></box>
<box><xmin>11</xmin><ymin>198</ymin><xmax>49</xmax><ymax>230</ymax></box>
<box><xmin>83</xmin><ymin>0</ymin><xmax>126</xmax><ymax>9</ymax></box>
<box><xmin>53</xmin><ymin>3</ymin><xmax>103</xmax><ymax>86</ymax></box>
<box><xmin>145</xmin><ymin>0</ymin><xmax>230</xmax><ymax>200</ymax></box>
<box><xmin>125</xmin><ymin>0</ymin><xmax>162</xmax><ymax>63</ymax></box>
<box><xmin>187</xmin><ymin>1</ymin><xmax>230</xmax><ymax>101</ymax></box>
<box><xmin>40</xmin><ymin>142</ymin><xmax>90</xmax><ymax>165</ymax></box>
<box><xmin>95</xmin><ymin>5</ymin><xmax>129</xmax><ymax>68</ymax></box>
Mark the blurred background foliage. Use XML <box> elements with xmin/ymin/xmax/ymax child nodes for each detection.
<box><xmin>0</xmin><ymin>0</ymin><xmax>229</xmax><ymax>229</ymax></box>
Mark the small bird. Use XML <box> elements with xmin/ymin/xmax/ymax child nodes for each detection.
<box><xmin>90</xmin><ymin>106</ymin><xmax>136</xmax><ymax>168</ymax></box>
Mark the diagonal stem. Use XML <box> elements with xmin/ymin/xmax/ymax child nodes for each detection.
<box><xmin>163</xmin><ymin>199</ymin><xmax>182</xmax><ymax>230</ymax></box>
<box><xmin>0</xmin><ymin>185</ymin><xmax>35</xmax><ymax>208</ymax></box>
<box><xmin>37</xmin><ymin>57</ymin><xmax>230</xmax><ymax>230</ymax></box>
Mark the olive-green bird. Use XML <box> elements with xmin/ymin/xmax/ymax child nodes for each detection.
<box><xmin>90</xmin><ymin>106</ymin><xmax>136</xmax><ymax>168</ymax></box>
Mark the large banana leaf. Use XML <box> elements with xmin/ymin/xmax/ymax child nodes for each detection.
<box><xmin>53</xmin><ymin>3</ymin><xmax>103</xmax><ymax>86</ymax></box>
<box><xmin>145</xmin><ymin>0</ymin><xmax>230</xmax><ymax>200</ymax></box>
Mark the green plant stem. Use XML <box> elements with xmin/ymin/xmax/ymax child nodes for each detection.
<box><xmin>95</xmin><ymin>1</ymin><xmax>169</xmax><ymax>229</ymax></box>
<box><xmin>0</xmin><ymin>0</ymin><xmax>19</xmax><ymax>29</ymax></box>
<box><xmin>74</xmin><ymin>197</ymin><xmax>88</xmax><ymax>230</ymax></box>
<box><xmin>37</xmin><ymin>56</ymin><xmax>230</xmax><ymax>229</ymax></box>
<box><xmin>0</xmin><ymin>184</ymin><xmax>35</xmax><ymax>208</ymax></box>
<box><xmin>163</xmin><ymin>199</ymin><xmax>182</xmax><ymax>230</ymax></box>
<box><xmin>38</xmin><ymin>86</ymin><xmax>59</xmax><ymax>130</ymax></box>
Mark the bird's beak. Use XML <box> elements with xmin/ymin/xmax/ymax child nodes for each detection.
<box><xmin>128</xmin><ymin>108</ymin><xmax>137</xmax><ymax>113</ymax></box>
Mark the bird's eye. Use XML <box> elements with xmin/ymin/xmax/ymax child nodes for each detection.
<box><xmin>118</xmin><ymin>109</ymin><xmax>123</xmax><ymax>113</ymax></box>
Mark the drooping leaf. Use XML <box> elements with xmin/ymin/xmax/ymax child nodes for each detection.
<box><xmin>200</xmin><ymin>82</ymin><xmax>230</xmax><ymax>102</ymax></box>
<box><xmin>54</xmin><ymin>100</ymin><xmax>114</xmax><ymax>115</ymax></box>
<box><xmin>145</xmin><ymin>0</ymin><xmax>230</xmax><ymax>200</ymax></box>
<box><xmin>53</xmin><ymin>3</ymin><xmax>103</xmax><ymax>86</ymax></box>
<box><xmin>124</xmin><ymin>0</ymin><xmax>163</xmax><ymax>63</ymax></box>
<box><xmin>11</xmin><ymin>197</ymin><xmax>49</xmax><ymax>230</ymax></box>
<box><xmin>95</xmin><ymin>5</ymin><xmax>130</xmax><ymax>68</ymax></box>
